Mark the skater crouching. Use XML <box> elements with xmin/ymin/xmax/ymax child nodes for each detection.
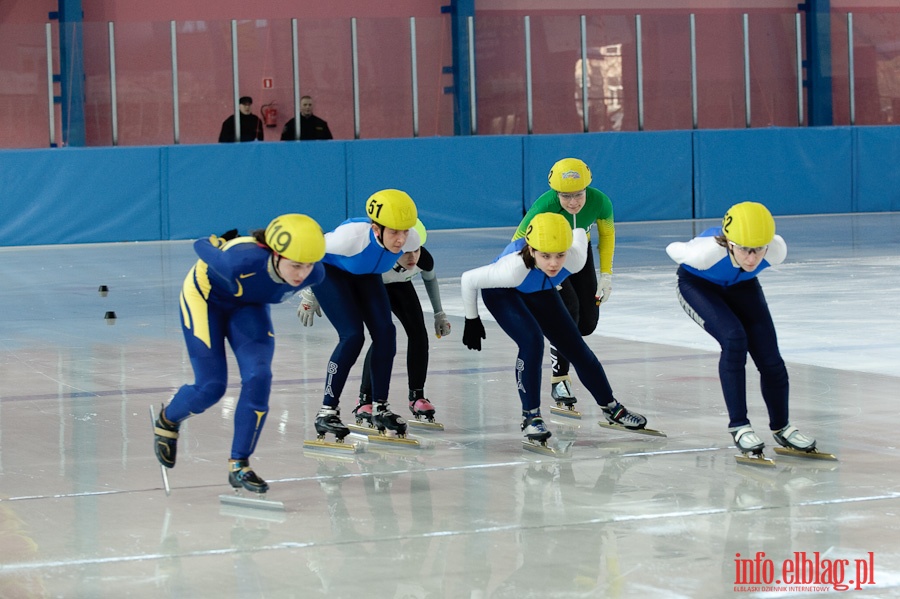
<box><xmin>460</xmin><ymin>212</ymin><xmax>648</xmax><ymax>447</ymax></box>
<box><xmin>357</xmin><ymin>219</ymin><xmax>451</xmax><ymax>427</ymax></box>
<box><xmin>297</xmin><ymin>189</ymin><xmax>421</xmax><ymax>441</ymax></box>
<box><xmin>666</xmin><ymin>202</ymin><xmax>817</xmax><ymax>459</ymax></box>
<box><xmin>154</xmin><ymin>214</ymin><xmax>327</xmax><ymax>493</ymax></box>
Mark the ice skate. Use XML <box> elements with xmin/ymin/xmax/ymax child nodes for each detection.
<box><xmin>153</xmin><ymin>403</ymin><xmax>180</xmax><ymax>468</ymax></box>
<box><xmin>771</xmin><ymin>425</ymin><xmax>837</xmax><ymax>461</ymax></box>
<box><xmin>149</xmin><ymin>405</ymin><xmax>172</xmax><ymax>495</ymax></box>
<box><xmin>597</xmin><ymin>400</ymin><xmax>666</xmax><ymax>437</ymax></box>
<box><xmin>304</xmin><ymin>407</ymin><xmax>360</xmax><ymax>454</ymax></box>
<box><xmin>731</xmin><ymin>425</ymin><xmax>775</xmax><ymax>467</ymax></box>
<box><xmin>521</xmin><ymin>409</ymin><xmax>565</xmax><ymax>456</ymax></box>
<box><xmin>549</xmin><ymin>376</ymin><xmax>582</xmax><ymax>420</ymax></box>
<box><xmin>349</xmin><ymin>402</ymin><xmax>421</xmax><ymax>448</ymax></box>
<box><xmin>346</xmin><ymin>396</ymin><xmax>379</xmax><ymax>435</ymax></box>
<box><xmin>406</xmin><ymin>391</ymin><xmax>444</xmax><ymax>431</ymax></box>
<box><xmin>219</xmin><ymin>459</ymin><xmax>284</xmax><ymax>511</ymax></box>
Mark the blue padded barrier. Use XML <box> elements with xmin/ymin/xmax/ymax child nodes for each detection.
<box><xmin>854</xmin><ymin>126</ymin><xmax>900</xmax><ymax>213</ymax></box>
<box><xmin>345</xmin><ymin>136</ymin><xmax>523</xmax><ymax>230</ymax></box>
<box><xmin>523</xmin><ymin>131</ymin><xmax>694</xmax><ymax>222</ymax></box>
<box><xmin>693</xmin><ymin>127</ymin><xmax>852</xmax><ymax>218</ymax></box>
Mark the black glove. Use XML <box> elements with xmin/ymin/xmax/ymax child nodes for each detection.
<box><xmin>220</xmin><ymin>228</ymin><xmax>240</xmax><ymax>241</ymax></box>
<box><xmin>462</xmin><ymin>317</ymin><xmax>486</xmax><ymax>351</ymax></box>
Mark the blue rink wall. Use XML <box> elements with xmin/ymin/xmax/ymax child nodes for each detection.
<box><xmin>1</xmin><ymin>126</ymin><xmax>898</xmax><ymax>246</ymax></box>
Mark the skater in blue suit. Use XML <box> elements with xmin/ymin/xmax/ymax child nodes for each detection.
<box><xmin>666</xmin><ymin>201</ymin><xmax>817</xmax><ymax>457</ymax></box>
<box><xmin>153</xmin><ymin>214</ymin><xmax>326</xmax><ymax>493</ymax></box>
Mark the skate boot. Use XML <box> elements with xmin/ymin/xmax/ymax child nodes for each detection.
<box><xmin>228</xmin><ymin>459</ymin><xmax>269</xmax><ymax>494</ymax></box>
<box><xmin>353</xmin><ymin>394</ymin><xmax>374</xmax><ymax>427</ymax></box>
<box><xmin>406</xmin><ymin>389</ymin><xmax>443</xmax><ymax>430</ymax></box>
<box><xmin>770</xmin><ymin>424</ymin><xmax>835</xmax><ymax>460</ymax></box>
<box><xmin>314</xmin><ymin>406</ymin><xmax>351</xmax><ymax>441</ymax></box>
<box><xmin>372</xmin><ymin>402</ymin><xmax>408</xmax><ymax>437</ymax></box>
<box><xmin>730</xmin><ymin>425</ymin><xmax>774</xmax><ymax>466</ymax></box>
<box><xmin>772</xmin><ymin>425</ymin><xmax>816</xmax><ymax>452</ymax></box>
<box><xmin>550</xmin><ymin>375</ymin><xmax>582</xmax><ymax>419</ymax></box>
<box><xmin>601</xmin><ymin>400</ymin><xmax>647</xmax><ymax>430</ymax></box>
<box><xmin>153</xmin><ymin>404</ymin><xmax>180</xmax><ymax>468</ymax></box>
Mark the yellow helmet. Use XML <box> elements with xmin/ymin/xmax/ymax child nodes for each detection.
<box><xmin>525</xmin><ymin>213</ymin><xmax>573</xmax><ymax>253</ymax></box>
<box><xmin>548</xmin><ymin>158</ymin><xmax>592</xmax><ymax>193</ymax></box>
<box><xmin>264</xmin><ymin>214</ymin><xmax>326</xmax><ymax>263</ymax></box>
<box><xmin>409</xmin><ymin>218</ymin><xmax>427</xmax><ymax>249</ymax></box>
<box><xmin>722</xmin><ymin>202</ymin><xmax>775</xmax><ymax>247</ymax></box>
<box><xmin>365</xmin><ymin>189</ymin><xmax>418</xmax><ymax>230</ymax></box>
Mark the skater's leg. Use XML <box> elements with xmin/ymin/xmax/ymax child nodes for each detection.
<box><xmin>676</xmin><ymin>271</ymin><xmax>751</xmax><ymax>428</ymax></box>
<box><xmin>727</xmin><ymin>280</ymin><xmax>790</xmax><ymax>431</ymax></box>
<box><xmin>387</xmin><ymin>282</ymin><xmax>434</xmax><ymax>416</ymax></box>
<box><xmin>228</xmin><ymin>304</ymin><xmax>275</xmax><ymax>460</ymax></box>
<box><xmin>550</xmin><ymin>280</ymin><xmax>579</xmax><ymax>379</ymax></box>
<box><xmin>568</xmin><ymin>248</ymin><xmax>600</xmax><ymax>336</ymax></box>
<box><xmin>357</xmin><ymin>275</ymin><xmax>396</xmax><ymax>403</ymax></box>
<box><xmin>483</xmin><ymin>288</ymin><xmax>544</xmax><ymax>412</ymax></box>
<box><xmin>527</xmin><ymin>289</ymin><xmax>647</xmax><ymax>429</ymax></box>
<box><xmin>315</xmin><ymin>265</ymin><xmax>369</xmax><ymax>408</ymax></box>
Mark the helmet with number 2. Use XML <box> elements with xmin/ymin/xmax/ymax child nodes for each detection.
<box><xmin>365</xmin><ymin>189</ymin><xmax>418</xmax><ymax>230</ymax></box>
<box><xmin>722</xmin><ymin>202</ymin><xmax>775</xmax><ymax>248</ymax></box>
<box><xmin>548</xmin><ymin>158</ymin><xmax>592</xmax><ymax>193</ymax></box>
<box><xmin>525</xmin><ymin>213</ymin><xmax>573</xmax><ymax>253</ymax></box>
<box><xmin>265</xmin><ymin>214</ymin><xmax>326</xmax><ymax>263</ymax></box>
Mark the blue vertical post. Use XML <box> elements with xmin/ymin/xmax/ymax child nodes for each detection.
<box><xmin>442</xmin><ymin>0</ymin><xmax>474</xmax><ymax>135</ymax></box>
<box><xmin>801</xmin><ymin>0</ymin><xmax>833</xmax><ymax>126</ymax></box>
<box><xmin>56</xmin><ymin>0</ymin><xmax>86</xmax><ymax>146</ymax></box>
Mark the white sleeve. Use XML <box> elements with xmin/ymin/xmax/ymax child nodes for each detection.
<box><xmin>325</xmin><ymin>222</ymin><xmax>371</xmax><ymax>257</ymax></box>
<box><xmin>765</xmin><ymin>235</ymin><xmax>787</xmax><ymax>266</ymax></box>
<box><xmin>566</xmin><ymin>228</ymin><xmax>588</xmax><ymax>273</ymax></box>
<box><xmin>666</xmin><ymin>236</ymin><xmax>725</xmax><ymax>270</ymax></box>
<box><xmin>460</xmin><ymin>254</ymin><xmax>528</xmax><ymax>320</ymax></box>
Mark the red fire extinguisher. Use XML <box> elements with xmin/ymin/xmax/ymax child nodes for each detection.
<box><xmin>261</xmin><ymin>102</ymin><xmax>278</xmax><ymax>128</ymax></box>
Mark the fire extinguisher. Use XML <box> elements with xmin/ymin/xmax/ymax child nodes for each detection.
<box><xmin>261</xmin><ymin>102</ymin><xmax>278</xmax><ymax>128</ymax></box>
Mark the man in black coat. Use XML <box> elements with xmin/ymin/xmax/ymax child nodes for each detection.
<box><xmin>280</xmin><ymin>95</ymin><xmax>333</xmax><ymax>141</ymax></box>
<box><xmin>218</xmin><ymin>96</ymin><xmax>264</xmax><ymax>143</ymax></box>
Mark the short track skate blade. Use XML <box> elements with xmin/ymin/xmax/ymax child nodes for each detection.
<box><xmin>346</xmin><ymin>422</ymin><xmax>379</xmax><ymax>436</ymax></box>
<box><xmin>149</xmin><ymin>405</ymin><xmax>171</xmax><ymax>496</ymax></box>
<box><xmin>773</xmin><ymin>447</ymin><xmax>838</xmax><ymax>461</ymax></box>
<box><xmin>521</xmin><ymin>439</ymin><xmax>567</xmax><ymax>457</ymax></box>
<box><xmin>218</xmin><ymin>492</ymin><xmax>285</xmax><ymax>512</ymax></box>
<box><xmin>220</xmin><ymin>503</ymin><xmax>287</xmax><ymax>523</ymax></box>
<box><xmin>550</xmin><ymin>405</ymin><xmax>583</xmax><ymax>420</ymax></box>
<box><xmin>368</xmin><ymin>433</ymin><xmax>421</xmax><ymax>448</ymax></box>
<box><xmin>406</xmin><ymin>418</ymin><xmax>445</xmax><ymax>431</ymax></box>
<box><xmin>303</xmin><ymin>438</ymin><xmax>362</xmax><ymax>454</ymax></box>
<box><xmin>734</xmin><ymin>453</ymin><xmax>776</xmax><ymax>467</ymax></box>
<box><xmin>597</xmin><ymin>421</ymin><xmax>667</xmax><ymax>438</ymax></box>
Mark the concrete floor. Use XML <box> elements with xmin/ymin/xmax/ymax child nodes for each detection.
<box><xmin>1</xmin><ymin>213</ymin><xmax>898</xmax><ymax>598</ymax></box>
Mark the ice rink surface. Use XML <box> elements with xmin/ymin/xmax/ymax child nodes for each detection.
<box><xmin>1</xmin><ymin>213</ymin><xmax>898</xmax><ymax>598</ymax></box>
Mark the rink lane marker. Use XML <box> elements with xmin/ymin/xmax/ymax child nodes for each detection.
<box><xmin>3</xmin><ymin>490</ymin><xmax>900</xmax><ymax>574</ymax></box>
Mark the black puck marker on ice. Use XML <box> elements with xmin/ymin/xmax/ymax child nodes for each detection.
<box><xmin>105</xmin><ymin>311</ymin><xmax>117</xmax><ymax>324</ymax></box>
<box><xmin>99</xmin><ymin>285</ymin><xmax>109</xmax><ymax>297</ymax></box>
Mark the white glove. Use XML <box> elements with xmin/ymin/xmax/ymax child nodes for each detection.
<box><xmin>596</xmin><ymin>273</ymin><xmax>613</xmax><ymax>305</ymax></box>
<box><xmin>297</xmin><ymin>287</ymin><xmax>322</xmax><ymax>327</ymax></box>
<box><xmin>434</xmin><ymin>311</ymin><xmax>451</xmax><ymax>338</ymax></box>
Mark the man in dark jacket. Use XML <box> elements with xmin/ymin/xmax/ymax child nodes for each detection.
<box><xmin>280</xmin><ymin>95</ymin><xmax>333</xmax><ymax>141</ymax></box>
<box><xmin>218</xmin><ymin>96</ymin><xmax>264</xmax><ymax>143</ymax></box>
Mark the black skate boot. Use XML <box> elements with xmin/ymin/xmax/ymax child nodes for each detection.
<box><xmin>601</xmin><ymin>400</ymin><xmax>647</xmax><ymax>430</ymax></box>
<box><xmin>228</xmin><ymin>459</ymin><xmax>269</xmax><ymax>494</ymax></box>
<box><xmin>353</xmin><ymin>394</ymin><xmax>374</xmax><ymax>427</ymax></box>
<box><xmin>314</xmin><ymin>406</ymin><xmax>350</xmax><ymax>441</ymax></box>
<box><xmin>372</xmin><ymin>402</ymin><xmax>408</xmax><ymax>437</ymax></box>
<box><xmin>153</xmin><ymin>404</ymin><xmax>180</xmax><ymax>468</ymax></box>
<box><xmin>549</xmin><ymin>375</ymin><xmax>582</xmax><ymax>419</ymax></box>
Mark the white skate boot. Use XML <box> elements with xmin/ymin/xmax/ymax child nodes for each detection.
<box><xmin>549</xmin><ymin>376</ymin><xmax>582</xmax><ymax>419</ymax></box>
<box><xmin>771</xmin><ymin>424</ymin><xmax>836</xmax><ymax>461</ymax></box>
<box><xmin>730</xmin><ymin>425</ymin><xmax>774</xmax><ymax>467</ymax></box>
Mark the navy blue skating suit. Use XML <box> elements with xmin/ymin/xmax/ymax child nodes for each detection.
<box><xmin>666</xmin><ymin>227</ymin><xmax>789</xmax><ymax>430</ymax></box>
<box><xmin>460</xmin><ymin>230</ymin><xmax>620</xmax><ymax>412</ymax></box>
<box><xmin>166</xmin><ymin>236</ymin><xmax>324</xmax><ymax>459</ymax></box>
<box><xmin>315</xmin><ymin>218</ymin><xmax>422</xmax><ymax>407</ymax></box>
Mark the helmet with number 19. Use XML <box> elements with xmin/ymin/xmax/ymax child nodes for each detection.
<box><xmin>264</xmin><ymin>214</ymin><xmax>326</xmax><ymax>263</ymax></box>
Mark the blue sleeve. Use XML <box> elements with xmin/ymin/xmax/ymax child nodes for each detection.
<box><xmin>193</xmin><ymin>237</ymin><xmax>240</xmax><ymax>294</ymax></box>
